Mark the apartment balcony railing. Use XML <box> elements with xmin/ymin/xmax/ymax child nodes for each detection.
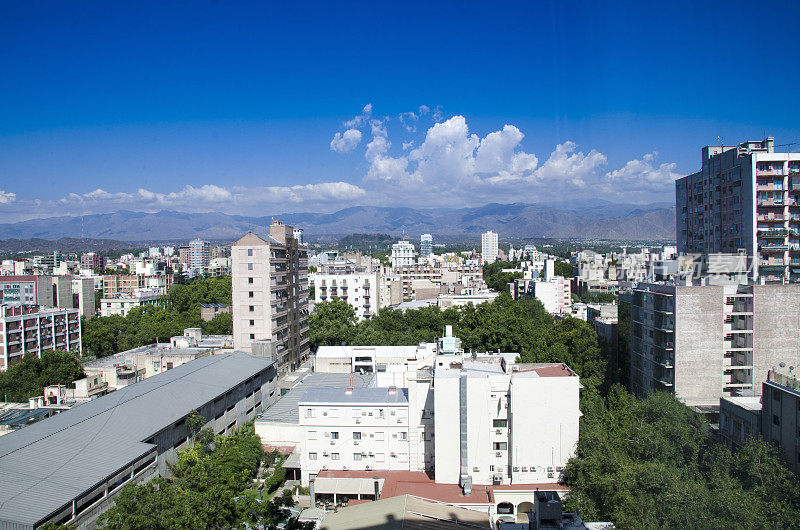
<box><xmin>758</xmin><ymin>229</ymin><xmax>789</xmax><ymax>238</ymax></box>
<box><xmin>760</xmin><ymin>244</ymin><xmax>788</xmax><ymax>252</ymax></box>
<box><xmin>757</xmin><ymin>215</ymin><xmax>785</xmax><ymax>222</ymax></box>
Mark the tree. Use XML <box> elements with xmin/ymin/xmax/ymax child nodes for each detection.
<box><xmin>554</xmin><ymin>260</ymin><xmax>574</xmax><ymax>277</ymax></box>
<box><xmin>482</xmin><ymin>261</ymin><xmax>523</xmax><ymax>292</ymax></box>
<box><xmin>204</xmin><ymin>312</ymin><xmax>232</xmax><ymax>335</ymax></box>
<box><xmin>0</xmin><ymin>350</ymin><xmax>85</xmax><ymax>402</ymax></box>
<box><xmin>309</xmin><ymin>299</ymin><xmax>357</xmax><ymax>350</ymax></box>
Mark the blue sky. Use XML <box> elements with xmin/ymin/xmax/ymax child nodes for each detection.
<box><xmin>1</xmin><ymin>1</ymin><xmax>799</xmax><ymax>221</ymax></box>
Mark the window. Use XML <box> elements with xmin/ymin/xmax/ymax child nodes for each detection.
<box><xmin>305</xmin><ymin>408</ymin><xmax>315</xmax><ymax>418</ymax></box>
<box><xmin>247</xmin><ymin>263</ymin><xmax>253</xmax><ymax>270</ymax></box>
<box><xmin>248</xmin><ymin>277</ymin><xmax>253</xmax><ymax>284</ymax></box>
<box><xmin>353</xmin><ymin>432</ymin><xmax>362</xmax><ymax>440</ymax></box>
<box><xmin>353</xmin><ymin>453</ymin><xmax>362</xmax><ymax>461</ymax></box>
<box><xmin>308</xmin><ymin>430</ymin><xmax>317</xmax><ymax>439</ymax></box>
<box><xmin>247</xmin><ymin>249</ymin><xmax>253</xmax><ymax>256</ymax></box>
<box><xmin>399</xmin><ymin>432</ymin><xmax>407</xmax><ymax>440</ymax></box>
<box><xmin>378</xmin><ymin>409</ymin><xmax>385</xmax><ymax>418</ymax></box>
<box><xmin>493</xmin><ymin>419</ymin><xmax>508</xmax><ymax>428</ymax></box>
<box><xmin>331</xmin><ymin>453</ymin><xmax>340</xmax><ymax>460</ymax></box>
<box><xmin>249</xmin><ymin>320</ymin><xmax>254</xmax><ymax>326</ymax></box>
<box><xmin>249</xmin><ymin>305</ymin><xmax>254</xmax><ymax>312</ymax></box>
<box><xmin>375</xmin><ymin>432</ymin><xmax>385</xmax><ymax>441</ymax></box>
<box><xmin>773</xmin><ymin>414</ymin><xmax>781</xmax><ymax>426</ymax></box>
<box><xmin>309</xmin><ymin>452</ymin><xmax>317</xmax><ymax>460</ymax></box>
<box><xmin>330</xmin><ymin>432</ymin><xmax>339</xmax><ymax>440</ymax></box>
<box><xmin>249</xmin><ymin>291</ymin><xmax>254</xmax><ymax>298</ymax></box>
<box><xmin>773</xmin><ymin>390</ymin><xmax>781</xmax><ymax>402</ymax></box>
<box><xmin>493</xmin><ymin>442</ymin><xmax>508</xmax><ymax>450</ymax></box>
<box><xmin>249</xmin><ymin>333</ymin><xmax>255</xmax><ymax>340</ymax></box>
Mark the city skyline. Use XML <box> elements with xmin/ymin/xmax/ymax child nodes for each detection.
<box><xmin>2</xmin><ymin>1</ymin><xmax>800</xmax><ymax>222</ymax></box>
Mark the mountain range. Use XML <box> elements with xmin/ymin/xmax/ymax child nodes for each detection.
<box><xmin>0</xmin><ymin>202</ymin><xmax>676</xmax><ymax>243</ymax></box>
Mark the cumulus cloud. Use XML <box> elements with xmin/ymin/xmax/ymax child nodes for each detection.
<box><xmin>605</xmin><ymin>152</ymin><xmax>681</xmax><ymax>191</ymax></box>
<box><xmin>343</xmin><ymin>103</ymin><xmax>373</xmax><ymax>128</ymax></box>
<box><xmin>330</xmin><ymin>128</ymin><xmax>362</xmax><ymax>153</ymax></box>
<box><xmin>330</xmin><ymin>105</ymin><xmax>680</xmax><ymax>206</ymax></box>
<box><xmin>0</xmin><ymin>190</ymin><xmax>17</xmax><ymax>204</ymax></box>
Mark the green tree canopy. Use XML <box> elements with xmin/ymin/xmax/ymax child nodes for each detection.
<box><xmin>0</xmin><ymin>350</ymin><xmax>85</xmax><ymax>402</ymax></box>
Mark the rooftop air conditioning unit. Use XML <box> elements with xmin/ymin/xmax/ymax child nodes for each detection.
<box><xmin>322</xmin><ymin>452</ymin><xmax>328</xmax><ymax>456</ymax></box>
<box><xmin>365</xmin><ymin>465</ymin><xmax>371</xmax><ymax>470</ymax></box>
<box><xmin>322</xmin><ymin>465</ymin><xmax>328</xmax><ymax>470</ymax></box>
<box><xmin>343</xmin><ymin>466</ymin><xmax>349</xmax><ymax>471</ymax></box>
<box><xmin>512</xmin><ymin>466</ymin><xmax>520</xmax><ymax>472</ymax></box>
<box><xmin>390</xmin><ymin>452</ymin><xmax>397</xmax><ymax>457</ymax></box>
<box><xmin>368</xmin><ymin>452</ymin><xmax>374</xmax><ymax>456</ymax></box>
<box><xmin>472</xmin><ymin>466</ymin><xmax>479</xmax><ymax>472</ymax></box>
<box><xmin>495</xmin><ymin>429</ymin><xmax>502</xmax><ymax>435</ymax></box>
<box><xmin>354</xmin><ymin>441</ymin><xmax>359</xmax><ymax>445</ymax></box>
<box><xmin>355</xmin><ymin>419</ymin><xmax>361</xmax><ymax>424</ymax></box>
<box><xmin>330</xmin><ymin>441</ymin><xmax>335</xmax><ymax>445</ymax></box>
<box><xmin>521</xmin><ymin>467</ymin><xmax>528</xmax><ymax>472</ymax></box>
<box><xmin>496</xmin><ymin>452</ymin><xmax>502</xmax><ymax>457</ymax></box>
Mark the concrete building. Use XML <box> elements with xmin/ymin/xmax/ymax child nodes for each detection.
<box><xmin>102</xmin><ymin>273</ymin><xmax>172</xmax><ymax>298</ymax></box>
<box><xmin>630</xmin><ymin>282</ymin><xmax>800</xmax><ymax>407</ymax></box>
<box><xmin>200</xmin><ymin>302</ymin><xmax>231</xmax><ymax>321</ymax></box>
<box><xmin>313</xmin><ymin>272</ymin><xmax>380</xmax><ymax>320</ymax></box>
<box><xmin>391</xmin><ymin>240</ymin><xmax>415</xmax><ymax>269</ymax></box>
<box><xmin>719</xmin><ymin>393</ymin><xmax>762</xmax><ymax>449</ymax></box>
<box><xmin>761</xmin><ymin>368</ymin><xmax>800</xmax><ymax>475</ymax></box>
<box><xmin>676</xmin><ymin>137</ymin><xmax>800</xmax><ymax>283</ymax></box>
<box><xmin>0</xmin><ymin>352</ymin><xmax>277</xmax><ymax>529</ymax></box>
<box><xmin>231</xmin><ymin>220</ymin><xmax>310</xmax><ymax>374</ymax></box>
<box><xmin>71</xmin><ymin>277</ymin><xmax>96</xmax><ymax>318</ymax></box>
<box><xmin>511</xmin><ymin>276</ymin><xmax>572</xmax><ymax>315</ymax></box>
<box><xmin>0</xmin><ymin>304</ymin><xmax>81</xmax><ymax>371</ymax></box>
<box><xmin>420</xmin><ymin>234</ymin><xmax>433</xmax><ymax>257</ymax></box>
<box><xmin>100</xmin><ymin>289</ymin><xmax>162</xmax><ymax>317</ymax></box>
<box><xmin>188</xmin><ymin>238</ymin><xmax>211</xmax><ymax>271</ymax></box>
<box><xmin>314</xmin><ymin>343</ymin><xmax>437</xmax><ymax>383</ymax></box>
<box><xmin>481</xmin><ymin>231</ymin><xmax>499</xmax><ymax>264</ymax></box>
<box><xmin>79</xmin><ymin>252</ymin><xmax>106</xmax><ymax>272</ymax></box>
<box><xmin>0</xmin><ymin>275</ymin><xmax>52</xmax><ymax>305</ymax></box>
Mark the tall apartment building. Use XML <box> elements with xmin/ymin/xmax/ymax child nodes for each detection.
<box><xmin>676</xmin><ymin>137</ymin><xmax>800</xmax><ymax>283</ymax></box>
<box><xmin>482</xmin><ymin>231</ymin><xmax>499</xmax><ymax>264</ymax></box>
<box><xmin>390</xmin><ymin>240</ymin><xmax>415</xmax><ymax>269</ymax></box>
<box><xmin>313</xmin><ymin>272</ymin><xmax>379</xmax><ymax>320</ymax></box>
<box><xmin>79</xmin><ymin>252</ymin><xmax>107</xmax><ymax>272</ymax></box>
<box><xmin>102</xmin><ymin>273</ymin><xmax>172</xmax><ymax>298</ymax></box>
<box><xmin>231</xmin><ymin>220</ymin><xmax>310</xmax><ymax>374</ymax></box>
<box><xmin>512</xmin><ymin>276</ymin><xmax>572</xmax><ymax>315</ymax></box>
<box><xmin>188</xmin><ymin>239</ymin><xmax>211</xmax><ymax>271</ymax></box>
<box><xmin>630</xmin><ymin>282</ymin><xmax>800</xmax><ymax>406</ymax></box>
<box><xmin>420</xmin><ymin>234</ymin><xmax>433</xmax><ymax>257</ymax></box>
<box><xmin>0</xmin><ymin>305</ymin><xmax>82</xmax><ymax>370</ymax></box>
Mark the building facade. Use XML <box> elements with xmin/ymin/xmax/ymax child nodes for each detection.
<box><xmin>630</xmin><ymin>282</ymin><xmax>800</xmax><ymax>406</ymax></box>
<box><xmin>231</xmin><ymin>220</ymin><xmax>310</xmax><ymax>374</ymax></box>
<box><xmin>481</xmin><ymin>231</ymin><xmax>499</xmax><ymax>264</ymax></box>
<box><xmin>760</xmin><ymin>369</ymin><xmax>800</xmax><ymax>475</ymax></box>
<box><xmin>188</xmin><ymin>239</ymin><xmax>211</xmax><ymax>271</ymax></box>
<box><xmin>0</xmin><ymin>305</ymin><xmax>82</xmax><ymax>371</ymax></box>
<box><xmin>420</xmin><ymin>234</ymin><xmax>433</xmax><ymax>257</ymax></box>
<box><xmin>80</xmin><ymin>252</ymin><xmax>107</xmax><ymax>272</ymax></box>
<box><xmin>391</xmin><ymin>241</ymin><xmax>415</xmax><ymax>269</ymax></box>
<box><xmin>313</xmin><ymin>272</ymin><xmax>380</xmax><ymax>320</ymax></box>
<box><xmin>100</xmin><ymin>290</ymin><xmax>162</xmax><ymax>317</ymax></box>
<box><xmin>676</xmin><ymin>137</ymin><xmax>800</xmax><ymax>283</ymax></box>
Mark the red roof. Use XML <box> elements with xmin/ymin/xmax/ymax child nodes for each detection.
<box><xmin>517</xmin><ymin>363</ymin><xmax>576</xmax><ymax>377</ymax></box>
<box><xmin>314</xmin><ymin>469</ymin><xmax>566</xmax><ymax>505</ymax></box>
<box><xmin>263</xmin><ymin>444</ymin><xmax>296</xmax><ymax>456</ymax></box>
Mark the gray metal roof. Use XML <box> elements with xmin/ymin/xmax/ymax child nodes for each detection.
<box><xmin>0</xmin><ymin>352</ymin><xmax>273</xmax><ymax>528</ymax></box>
<box><xmin>256</xmin><ymin>373</ymin><xmax>374</xmax><ymax>424</ymax></box>
<box><xmin>299</xmin><ymin>387</ymin><xmax>409</xmax><ymax>405</ymax></box>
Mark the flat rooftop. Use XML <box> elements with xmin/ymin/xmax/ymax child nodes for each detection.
<box><xmin>300</xmin><ymin>387</ymin><xmax>409</xmax><ymax>406</ymax></box>
<box><xmin>257</xmin><ymin>372</ymin><xmax>375</xmax><ymax>425</ymax></box>
<box><xmin>315</xmin><ymin>345</ymin><xmax>425</xmax><ymax>359</ymax></box>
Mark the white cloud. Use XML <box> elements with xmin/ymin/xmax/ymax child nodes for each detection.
<box><xmin>605</xmin><ymin>152</ymin><xmax>681</xmax><ymax>191</ymax></box>
<box><xmin>343</xmin><ymin>103</ymin><xmax>373</xmax><ymax>128</ymax></box>
<box><xmin>0</xmin><ymin>190</ymin><xmax>17</xmax><ymax>204</ymax></box>
<box><xmin>330</xmin><ymin>128</ymin><xmax>362</xmax><ymax>153</ymax></box>
<box><xmin>330</xmin><ymin>106</ymin><xmax>680</xmax><ymax>206</ymax></box>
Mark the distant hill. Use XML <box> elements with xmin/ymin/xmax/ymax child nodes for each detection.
<box><xmin>0</xmin><ymin>202</ymin><xmax>676</xmax><ymax>243</ymax></box>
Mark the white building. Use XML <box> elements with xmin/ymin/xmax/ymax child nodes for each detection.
<box><xmin>312</xmin><ymin>272</ymin><xmax>380</xmax><ymax>320</ymax></box>
<box><xmin>99</xmin><ymin>289</ymin><xmax>162</xmax><ymax>317</ymax></box>
<box><xmin>481</xmin><ymin>231</ymin><xmax>499</xmax><ymax>264</ymax></box>
<box><xmin>391</xmin><ymin>241</ymin><xmax>416</xmax><ymax>269</ymax></box>
<box><xmin>420</xmin><ymin>234</ymin><xmax>433</xmax><ymax>257</ymax></box>
<box><xmin>314</xmin><ymin>342</ymin><xmax>437</xmax><ymax>385</ymax></box>
<box><xmin>0</xmin><ymin>305</ymin><xmax>82</xmax><ymax>371</ymax></box>
<box><xmin>513</xmin><ymin>277</ymin><xmax>572</xmax><ymax>315</ymax></box>
<box><xmin>299</xmin><ymin>387</ymin><xmax>414</xmax><ymax>483</ymax></box>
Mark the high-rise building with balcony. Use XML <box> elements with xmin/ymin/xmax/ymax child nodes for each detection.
<box><xmin>481</xmin><ymin>231</ymin><xmax>499</xmax><ymax>264</ymax></box>
<box><xmin>188</xmin><ymin>239</ymin><xmax>211</xmax><ymax>271</ymax></box>
<box><xmin>676</xmin><ymin>137</ymin><xmax>800</xmax><ymax>283</ymax></box>
<box><xmin>420</xmin><ymin>234</ymin><xmax>433</xmax><ymax>257</ymax></box>
<box><xmin>232</xmin><ymin>220</ymin><xmax>309</xmax><ymax>375</ymax></box>
<box><xmin>630</xmin><ymin>282</ymin><xmax>800</xmax><ymax>407</ymax></box>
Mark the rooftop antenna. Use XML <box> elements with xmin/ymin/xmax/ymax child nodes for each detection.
<box><xmin>717</xmin><ymin>135</ymin><xmax>724</xmax><ymax>148</ymax></box>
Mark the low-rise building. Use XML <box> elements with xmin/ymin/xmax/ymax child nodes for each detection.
<box><xmin>100</xmin><ymin>289</ymin><xmax>162</xmax><ymax>317</ymax></box>
<box><xmin>200</xmin><ymin>302</ymin><xmax>231</xmax><ymax>321</ymax></box>
<box><xmin>313</xmin><ymin>272</ymin><xmax>380</xmax><ymax>320</ymax></box>
<box><xmin>0</xmin><ymin>352</ymin><xmax>277</xmax><ymax>529</ymax></box>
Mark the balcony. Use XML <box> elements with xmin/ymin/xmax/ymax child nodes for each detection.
<box><xmin>757</xmin><ymin>215</ymin><xmax>785</xmax><ymax>222</ymax></box>
<box><xmin>759</xmin><ymin>229</ymin><xmax>788</xmax><ymax>238</ymax></box>
<box><xmin>760</xmin><ymin>244</ymin><xmax>788</xmax><ymax>252</ymax></box>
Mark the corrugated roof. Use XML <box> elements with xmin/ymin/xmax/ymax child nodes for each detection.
<box><xmin>299</xmin><ymin>387</ymin><xmax>408</xmax><ymax>405</ymax></box>
<box><xmin>256</xmin><ymin>373</ymin><xmax>374</xmax><ymax>424</ymax></box>
<box><xmin>0</xmin><ymin>352</ymin><xmax>273</xmax><ymax>528</ymax></box>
